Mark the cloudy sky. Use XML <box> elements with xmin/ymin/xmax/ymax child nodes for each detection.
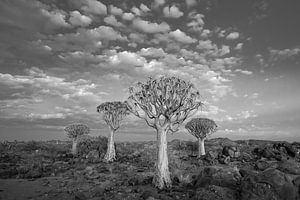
<box><xmin>0</xmin><ymin>0</ymin><xmax>299</xmax><ymax>142</ymax></box>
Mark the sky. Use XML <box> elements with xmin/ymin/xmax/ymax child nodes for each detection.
<box><xmin>0</xmin><ymin>0</ymin><xmax>299</xmax><ymax>142</ymax></box>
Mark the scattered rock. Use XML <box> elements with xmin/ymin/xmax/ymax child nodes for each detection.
<box><xmin>192</xmin><ymin>166</ymin><xmax>241</xmax><ymax>189</ymax></box>
<box><xmin>277</xmin><ymin>160</ymin><xmax>300</xmax><ymax>175</ymax></box>
<box><xmin>223</xmin><ymin>146</ymin><xmax>241</xmax><ymax>158</ymax></box>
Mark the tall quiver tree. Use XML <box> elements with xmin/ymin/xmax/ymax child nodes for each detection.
<box><xmin>127</xmin><ymin>76</ymin><xmax>202</xmax><ymax>189</ymax></box>
<box><xmin>185</xmin><ymin>118</ymin><xmax>217</xmax><ymax>157</ymax></box>
<box><xmin>97</xmin><ymin>101</ymin><xmax>129</xmax><ymax>162</ymax></box>
<box><xmin>64</xmin><ymin>123</ymin><xmax>90</xmax><ymax>155</ymax></box>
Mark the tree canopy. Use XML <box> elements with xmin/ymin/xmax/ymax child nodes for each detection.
<box><xmin>64</xmin><ymin>123</ymin><xmax>90</xmax><ymax>139</ymax></box>
<box><xmin>127</xmin><ymin>76</ymin><xmax>202</xmax><ymax>132</ymax></box>
<box><xmin>97</xmin><ymin>101</ymin><xmax>129</xmax><ymax>130</ymax></box>
<box><xmin>185</xmin><ymin>118</ymin><xmax>217</xmax><ymax>139</ymax></box>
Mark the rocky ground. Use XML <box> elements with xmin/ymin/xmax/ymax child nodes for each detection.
<box><xmin>0</xmin><ymin>137</ymin><xmax>300</xmax><ymax>200</ymax></box>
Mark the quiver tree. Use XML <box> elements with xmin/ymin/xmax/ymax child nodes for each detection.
<box><xmin>97</xmin><ymin>101</ymin><xmax>129</xmax><ymax>162</ymax></box>
<box><xmin>64</xmin><ymin>123</ymin><xmax>90</xmax><ymax>155</ymax></box>
<box><xmin>127</xmin><ymin>76</ymin><xmax>202</xmax><ymax>189</ymax></box>
<box><xmin>185</xmin><ymin>118</ymin><xmax>217</xmax><ymax>157</ymax></box>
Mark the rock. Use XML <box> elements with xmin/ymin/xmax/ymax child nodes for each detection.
<box><xmin>140</xmin><ymin>189</ymin><xmax>159</xmax><ymax>200</ymax></box>
<box><xmin>219</xmin><ymin>156</ymin><xmax>230</xmax><ymax>165</ymax></box>
<box><xmin>222</xmin><ymin>146</ymin><xmax>240</xmax><ymax>158</ymax></box>
<box><xmin>277</xmin><ymin>160</ymin><xmax>300</xmax><ymax>175</ymax></box>
<box><xmin>253</xmin><ymin>146</ymin><xmax>282</xmax><ymax>160</ymax></box>
<box><xmin>238</xmin><ymin>168</ymin><xmax>299</xmax><ymax>200</ymax></box>
<box><xmin>240</xmin><ymin>152</ymin><xmax>253</xmax><ymax>162</ymax></box>
<box><xmin>261</xmin><ymin>168</ymin><xmax>298</xmax><ymax>200</ymax></box>
<box><xmin>255</xmin><ymin>160</ymin><xmax>271</xmax><ymax>171</ymax></box>
<box><xmin>193</xmin><ymin>166</ymin><xmax>241</xmax><ymax>189</ymax></box>
<box><xmin>92</xmin><ymin>186</ymin><xmax>105</xmax><ymax>197</ymax></box>
<box><xmin>74</xmin><ymin>192</ymin><xmax>87</xmax><ymax>200</ymax></box>
<box><xmin>273</xmin><ymin>143</ymin><xmax>297</xmax><ymax>157</ymax></box>
<box><xmin>203</xmin><ymin>150</ymin><xmax>219</xmax><ymax>164</ymax></box>
<box><xmin>86</xmin><ymin>150</ymin><xmax>100</xmax><ymax>163</ymax></box>
<box><xmin>193</xmin><ymin>185</ymin><xmax>237</xmax><ymax>200</ymax></box>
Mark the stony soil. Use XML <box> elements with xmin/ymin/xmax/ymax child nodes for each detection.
<box><xmin>0</xmin><ymin>137</ymin><xmax>300</xmax><ymax>200</ymax></box>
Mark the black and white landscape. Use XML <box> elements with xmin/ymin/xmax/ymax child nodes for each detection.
<box><xmin>0</xmin><ymin>0</ymin><xmax>300</xmax><ymax>199</ymax></box>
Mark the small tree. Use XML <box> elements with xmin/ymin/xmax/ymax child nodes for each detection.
<box><xmin>127</xmin><ymin>76</ymin><xmax>202</xmax><ymax>189</ymax></box>
<box><xmin>64</xmin><ymin>123</ymin><xmax>90</xmax><ymax>155</ymax></box>
<box><xmin>185</xmin><ymin>118</ymin><xmax>217</xmax><ymax>157</ymax></box>
<box><xmin>97</xmin><ymin>101</ymin><xmax>129</xmax><ymax>162</ymax></box>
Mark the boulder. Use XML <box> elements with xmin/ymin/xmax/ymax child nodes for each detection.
<box><xmin>277</xmin><ymin>160</ymin><xmax>300</xmax><ymax>175</ymax></box>
<box><xmin>192</xmin><ymin>166</ymin><xmax>241</xmax><ymax>189</ymax></box>
<box><xmin>238</xmin><ymin>168</ymin><xmax>299</xmax><ymax>200</ymax></box>
<box><xmin>222</xmin><ymin>146</ymin><xmax>240</xmax><ymax>158</ymax></box>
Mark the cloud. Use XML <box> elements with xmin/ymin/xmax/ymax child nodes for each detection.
<box><xmin>132</xmin><ymin>18</ymin><xmax>170</xmax><ymax>33</ymax></box>
<box><xmin>0</xmin><ymin>67</ymin><xmax>103</xmax><ymax>120</ymax></box>
<box><xmin>235</xmin><ymin>69</ymin><xmax>253</xmax><ymax>75</ymax></box>
<box><xmin>109</xmin><ymin>51</ymin><xmax>146</xmax><ymax>67</ymax></box>
<box><xmin>187</xmin><ymin>13</ymin><xmax>205</xmax><ymax>32</ymax></box>
<box><xmin>139</xmin><ymin>47</ymin><xmax>166</xmax><ymax>58</ymax></box>
<box><xmin>185</xmin><ymin>0</ymin><xmax>197</xmax><ymax>8</ymax></box>
<box><xmin>169</xmin><ymin>29</ymin><xmax>196</xmax><ymax>43</ymax></box>
<box><xmin>226</xmin><ymin>32</ymin><xmax>240</xmax><ymax>40</ymax></box>
<box><xmin>153</xmin><ymin>0</ymin><xmax>165</xmax><ymax>8</ymax></box>
<box><xmin>131</xmin><ymin>7</ymin><xmax>141</xmax><ymax>16</ymax></box>
<box><xmin>40</xmin><ymin>8</ymin><xmax>70</xmax><ymax>28</ymax></box>
<box><xmin>104</xmin><ymin>15</ymin><xmax>123</xmax><ymax>27</ymax></box>
<box><xmin>269</xmin><ymin>47</ymin><xmax>300</xmax><ymax>61</ymax></box>
<box><xmin>235</xmin><ymin>43</ymin><xmax>243</xmax><ymax>50</ymax></box>
<box><xmin>163</xmin><ymin>5</ymin><xmax>184</xmax><ymax>18</ymax></box>
<box><xmin>140</xmin><ymin>4</ymin><xmax>150</xmax><ymax>12</ymax></box>
<box><xmin>81</xmin><ymin>0</ymin><xmax>107</xmax><ymax>15</ymax></box>
<box><xmin>122</xmin><ymin>12</ymin><xmax>135</xmax><ymax>21</ymax></box>
<box><xmin>69</xmin><ymin>11</ymin><xmax>92</xmax><ymax>27</ymax></box>
<box><xmin>109</xmin><ymin>5</ymin><xmax>123</xmax><ymax>16</ymax></box>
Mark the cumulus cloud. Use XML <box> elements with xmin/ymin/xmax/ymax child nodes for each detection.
<box><xmin>187</xmin><ymin>13</ymin><xmax>205</xmax><ymax>32</ymax></box>
<box><xmin>69</xmin><ymin>11</ymin><xmax>92</xmax><ymax>27</ymax></box>
<box><xmin>185</xmin><ymin>0</ymin><xmax>197</xmax><ymax>8</ymax></box>
<box><xmin>140</xmin><ymin>4</ymin><xmax>150</xmax><ymax>12</ymax></box>
<box><xmin>40</xmin><ymin>8</ymin><xmax>70</xmax><ymax>28</ymax></box>
<box><xmin>269</xmin><ymin>47</ymin><xmax>300</xmax><ymax>61</ymax></box>
<box><xmin>0</xmin><ymin>67</ymin><xmax>103</xmax><ymax>120</ymax></box>
<box><xmin>139</xmin><ymin>47</ymin><xmax>166</xmax><ymax>58</ymax></box>
<box><xmin>169</xmin><ymin>29</ymin><xmax>196</xmax><ymax>43</ymax></box>
<box><xmin>81</xmin><ymin>0</ymin><xmax>107</xmax><ymax>15</ymax></box>
<box><xmin>226</xmin><ymin>32</ymin><xmax>240</xmax><ymax>40</ymax></box>
<box><xmin>153</xmin><ymin>0</ymin><xmax>165</xmax><ymax>8</ymax></box>
<box><xmin>109</xmin><ymin>51</ymin><xmax>146</xmax><ymax>66</ymax></box>
<box><xmin>109</xmin><ymin>5</ymin><xmax>123</xmax><ymax>16</ymax></box>
<box><xmin>132</xmin><ymin>18</ymin><xmax>170</xmax><ymax>33</ymax></box>
<box><xmin>122</xmin><ymin>12</ymin><xmax>135</xmax><ymax>21</ymax></box>
<box><xmin>235</xmin><ymin>69</ymin><xmax>253</xmax><ymax>75</ymax></box>
<box><xmin>163</xmin><ymin>5</ymin><xmax>184</xmax><ymax>18</ymax></box>
<box><xmin>104</xmin><ymin>15</ymin><xmax>123</xmax><ymax>27</ymax></box>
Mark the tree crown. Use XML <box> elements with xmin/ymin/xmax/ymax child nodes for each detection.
<box><xmin>64</xmin><ymin>123</ymin><xmax>90</xmax><ymax>139</ymax></box>
<box><xmin>97</xmin><ymin>101</ymin><xmax>129</xmax><ymax>130</ymax></box>
<box><xmin>127</xmin><ymin>76</ymin><xmax>202</xmax><ymax>132</ymax></box>
<box><xmin>185</xmin><ymin>118</ymin><xmax>217</xmax><ymax>139</ymax></box>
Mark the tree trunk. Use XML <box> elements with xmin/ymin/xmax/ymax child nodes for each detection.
<box><xmin>71</xmin><ymin>138</ymin><xmax>78</xmax><ymax>155</ymax></box>
<box><xmin>104</xmin><ymin>128</ymin><xmax>116</xmax><ymax>162</ymax></box>
<box><xmin>153</xmin><ymin>127</ymin><xmax>171</xmax><ymax>189</ymax></box>
<box><xmin>198</xmin><ymin>137</ymin><xmax>205</xmax><ymax>157</ymax></box>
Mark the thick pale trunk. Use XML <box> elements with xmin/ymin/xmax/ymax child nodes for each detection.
<box><xmin>198</xmin><ymin>138</ymin><xmax>205</xmax><ymax>157</ymax></box>
<box><xmin>71</xmin><ymin>139</ymin><xmax>78</xmax><ymax>155</ymax></box>
<box><xmin>104</xmin><ymin>128</ymin><xmax>116</xmax><ymax>162</ymax></box>
<box><xmin>153</xmin><ymin>127</ymin><xmax>171</xmax><ymax>189</ymax></box>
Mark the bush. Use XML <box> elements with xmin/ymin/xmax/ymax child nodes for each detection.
<box><xmin>77</xmin><ymin>136</ymin><xmax>107</xmax><ymax>157</ymax></box>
